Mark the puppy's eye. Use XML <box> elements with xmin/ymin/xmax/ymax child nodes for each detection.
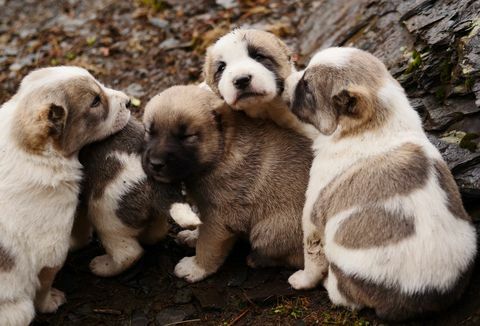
<box><xmin>179</xmin><ymin>133</ymin><xmax>198</xmax><ymax>142</ymax></box>
<box><xmin>91</xmin><ymin>95</ymin><xmax>101</xmax><ymax>108</ymax></box>
<box><xmin>254</xmin><ymin>53</ymin><xmax>267</xmax><ymax>61</ymax></box>
<box><xmin>217</xmin><ymin>61</ymin><xmax>226</xmax><ymax>73</ymax></box>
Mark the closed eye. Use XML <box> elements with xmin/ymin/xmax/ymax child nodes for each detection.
<box><xmin>91</xmin><ymin>94</ymin><xmax>101</xmax><ymax>108</ymax></box>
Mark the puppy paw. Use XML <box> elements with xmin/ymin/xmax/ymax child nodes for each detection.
<box><xmin>90</xmin><ymin>255</ymin><xmax>122</xmax><ymax>277</ymax></box>
<box><xmin>174</xmin><ymin>256</ymin><xmax>208</xmax><ymax>283</ymax></box>
<box><xmin>169</xmin><ymin>203</ymin><xmax>202</xmax><ymax>228</ymax></box>
<box><xmin>288</xmin><ymin>270</ymin><xmax>318</xmax><ymax>290</ymax></box>
<box><xmin>176</xmin><ymin>229</ymin><xmax>199</xmax><ymax>248</ymax></box>
<box><xmin>37</xmin><ymin>288</ymin><xmax>66</xmax><ymax>313</ymax></box>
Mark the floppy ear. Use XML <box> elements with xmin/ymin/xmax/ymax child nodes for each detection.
<box><xmin>47</xmin><ymin>104</ymin><xmax>67</xmax><ymax>137</ymax></box>
<box><xmin>332</xmin><ymin>85</ymin><xmax>372</xmax><ymax>117</ymax></box>
<box><xmin>210</xmin><ymin>98</ymin><xmax>229</xmax><ymax>128</ymax></box>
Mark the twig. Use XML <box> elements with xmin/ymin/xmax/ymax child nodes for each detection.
<box><xmin>92</xmin><ymin>308</ymin><xmax>122</xmax><ymax>315</ymax></box>
<box><xmin>228</xmin><ymin>308</ymin><xmax>250</xmax><ymax>326</ymax></box>
<box><xmin>163</xmin><ymin>319</ymin><xmax>202</xmax><ymax>326</ymax></box>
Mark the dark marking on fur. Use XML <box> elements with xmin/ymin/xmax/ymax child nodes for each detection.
<box><xmin>312</xmin><ymin>143</ymin><xmax>429</xmax><ymax>229</ymax></box>
<box><xmin>247</xmin><ymin>43</ymin><xmax>284</xmax><ymax>94</ymax></box>
<box><xmin>79</xmin><ymin>119</ymin><xmax>145</xmax><ymax>199</ymax></box>
<box><xmin>433</xmin><ymin>160</ymin><xmax>471</xmax><ymax>221</ymax></box>
<box><xmin>331</xmin><ymin>262</ymin><xmax>474</xmax><ymax>321</ymax></box>
<box><xmin>334</xmin><ymin>206</ymin><xmax>415</xmax><ymax>249</ymax></box>
<box><xmin>0</xmin><ymin>244</ymin><xmax>14</xmax><ymax>271</ymax></box>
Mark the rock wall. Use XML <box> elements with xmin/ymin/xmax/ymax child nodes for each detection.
<box><xmin>297</xmin><ymin>0</ymin><xmax>480</xmax><ymax>199</ymax></box>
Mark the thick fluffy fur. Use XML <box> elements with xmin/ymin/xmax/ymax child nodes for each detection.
<box><xmin>285</xmin><ymin>48</ymin><xmax>477</xmax><ymax>321</ymax></box>
<box><xmin>0</xmin><ymin>66</ymin><xmax>131</xmax><ymax>325</ymax></box>
<box><xmin>71</xmin><ymin>117</ymin><xmax>201</xmax><ymax>277</ymax></box>
<box><xmin>204</xmin><ymin>28</ymin><xmax>317</xmax><ymax>138</ymax></box>
<box><xmin>142</xmin><ymin>85</ymin><xmax>312</xmax><ymax>282</ymax></box>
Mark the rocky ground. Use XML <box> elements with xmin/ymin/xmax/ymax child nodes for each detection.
<box><xmin>1</xmin><ymin>0</ymin><xmax>480</xmax><ymax>325</ymax></box>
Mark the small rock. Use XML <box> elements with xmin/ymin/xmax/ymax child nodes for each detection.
<box><xmin>155</xmin><ymin>305</ymin><xmax>196</xmax><ymax>325</ymax></box>
<box><xmin>174</xmin><ymin>288</ymin><xmax>193</xmax><ymax>304</ymax></box>
<box><xmin>192</xmin><ymin>287</ymin><xmax>226</xmax><ymax>310</ymax></box>
<box><xmin>125</xmin><ymin>83</ymin><xmax>146</xmax><ymax>98</ymax></box>
<box><xmin>159</xmin><ymin>38</ymin><xmax>180</xmax><ymax>50</ymax></box>
<box><xmin>131</xmin><ymin>310</ymin><xmax>149</xmax><ymax>326</ymax></box>
<box><xmin>149</xmin><ymin>17</ymin><xmax>169</xmax><ymax>29</ymax></box>
<box><xmin>216</xmin><ymin>0</ymin><xmax>236</xmax><ymax>9</ymax></box>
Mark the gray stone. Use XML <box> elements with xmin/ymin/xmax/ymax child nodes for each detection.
<box><xmin>155</xmin><ymin>305</ymin><xmax>196</xmax><ymax>326</ymax></box>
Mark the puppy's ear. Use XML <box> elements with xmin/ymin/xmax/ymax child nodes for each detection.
<box><xmin>47</xmin><ymin>104</ymin><xmax>67</xmax><ymax>137</ymax></box>
<box><xmin>332</xmin><ymin>85</ymin><xmax>372</xmax><ymax>117</ymax></box>
<box><xmin>210</xmin><ymin>98</ymin><xmax>228</xmax><ymax>129</ymax></box>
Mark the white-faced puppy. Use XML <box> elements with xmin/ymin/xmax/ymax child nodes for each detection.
<box><xmin>71</xmin><ymin>117</ymin><xmax>201</xmax><ymax>277</ymax></box>
<box><xmin>0</xmin><ymin>66</ymin><xmax>131</xmax><ymax>325</ymax></box>
<box><xmin>204</xmin><ymin>28</ymin><xmax>318</xmax><ymax>139</ymax></box>
<box><xmin>142</xmin><ymin>85</ymin><xmax>312</xmax><ymax>282</ymax></box>
<box><xmin>285</xmin><ymin>47</ymin><xmax>477</xmax><ymax>321</ymax></box>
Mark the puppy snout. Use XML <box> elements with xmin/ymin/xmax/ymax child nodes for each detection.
<box><xmin>149</xmin><ymin>156</ymin><xmax>166</xmax><ymax>172</ymax></box>
<box><xmin>125</xmin><ymin>99</ymin><xmax>132</xmax><ymax>110</ymax></box>
<box><xmin>233</xmin><ymin>74</ymin><xmax>252</xmax><ymax>90</ymax></box>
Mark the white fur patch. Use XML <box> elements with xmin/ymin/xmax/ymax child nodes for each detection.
<box><xmin>210</xmin><ymin>31</ymin><xmax>278</xmax><ymax>108</ymax></box>
<box><xmin>169</xmin><ymin>203</ymin><xmax>202</xmax><ymax>228</ymax></box>
<box><xmin>308</xmin><ymin>47</ymin><xmax>357</xmax><ymax>68</ymax></box>
<box><xmin>174</xmin><ymin>256</ymin><xmax>209</xmax><ymax>283</ymax></box>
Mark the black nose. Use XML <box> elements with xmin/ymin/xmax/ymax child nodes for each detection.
<box><xmin>126</xmin><ymin>99</ymin><xmax>132</xmax><ymax>110</ymax></box>
<box><xmin>233</xmin><ymin>75</ymin><xmax>252</xmax><ymax>90</ymax></box>
<box><xmin>149</xmin><ymin>156</ymin><xmax>165</xmax><ymax>171</ymax></box>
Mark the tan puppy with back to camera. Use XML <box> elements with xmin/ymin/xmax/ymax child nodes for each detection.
<box><xmin>204</xmin><ymin>28</ymin><xmax>318</xmax><ymax>139</ymax></box>
<box><xmin>0</xmin><ymin>66</ymin><xmax>131</xmax><ymax>325</ymax></box>
<box><xmin>285</xmin><ymin>48</ymin><xmax>477</xmax><ymax>321</ymax></box>
<box><xmin>142</xmin><ymin>85</ymin><xmax>312</xmax><ymax>282</ymax></box>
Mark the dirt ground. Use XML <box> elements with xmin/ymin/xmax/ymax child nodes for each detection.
<box><xmin>1</xmin><ymin>0</ymin><xmax>480</xmax><ymax>325</ymax></box>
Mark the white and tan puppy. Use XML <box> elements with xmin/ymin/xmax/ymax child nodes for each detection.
<box><xmin>285</xmin><ymin>48</ymin><xmax>477</xmax><ymax>321</ymax></box>
<box><xmin>204</xmin><ymin>28</ymin><xmax>317</xmax><ymax>139</ymax></box>
<box><xmin>0</xmin><ymin>66</ymin><xmax>130</xmax><ymax>325</ymax></box>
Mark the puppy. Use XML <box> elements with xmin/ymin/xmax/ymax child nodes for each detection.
<box><xmin>142</xmin><ymin>85</ymin><xmax>312</xmax><ymax>282</ymax></box>
<box><xmin>0</xmin><ymin>66</ymin><xmax>131</xmax><ymax>325</ymax></box>
<box><xmin>285</xmin><ymin>47</ymin><xmax>477</xmax><ymax>321</ymax></box>
<box><xmin>204</xmin><ymin>28</ymin><xmax>318</xmax><ymax>139</ymax></box>
<box><xmin>70</xmin><ymin>116</ymin><xmax>201</xmax><ymax>277</ymax></box>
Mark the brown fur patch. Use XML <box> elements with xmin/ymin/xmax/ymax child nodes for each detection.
<box><xmin>292</xmin><ymin>50</ymin><xmax>392</xmax><ymax>138</ymax></box>
<box><xmin>312</xmin><ymin>143</ymin><xmax>429</xmax><ymax>231</ymax></box>
<box><xmin>334</xmin><ymin>206</ymin><xmax>415</xmax><ymax>249</ymax></box>
<box><xmin>12</xmin><ymin>76</ymin><xmax>111</xmax><ymax>156</ymax></box>
<box><xmin>331</xmin><ymin>262</ymin><xmax>474</xmax><ymax>321</ymax></box>
<box><xmin>0</xmin><ymin>244</ymin><xmax>14</xmax><ymax>271</ymax></box>
<box><xmin>433</xmin><ymin>160</ymin><xmax>471</xmax><ymax>221</ymax></box>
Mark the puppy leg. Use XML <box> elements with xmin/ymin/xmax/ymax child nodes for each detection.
<box><xmin>0</xmin><ymin>298</ymin><xmax>35</xmax><ymax>326</ymax></box>
<box><xmin>69</xmin><ymin>200</ymin><xmax>93</xmax><ymax>251</ymax></box>
<box><xmin>90</xmin><ymin>232</ymin><xmax>143</xmax><ymax>277</ymax></box>
<box><xmin>174</xmin><ymin>222</ymin><xmax>235</xmax><ymax>283</ymax></box>
<box><xmin>35</xmin><ymin>266</ymin><xmax>66</xmax><ymax>314</ymax></box>
<box><xmin>288</xmin><ymin>220</ymin><xmax>328</xmax><ymax>289</ymax></box>
<box><xmin>176</xmin><ymin>228</ymin><xmax>199</xmax><ymax>248</ymax></box>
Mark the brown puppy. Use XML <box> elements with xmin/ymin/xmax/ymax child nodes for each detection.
<box><xmin>142</xmin><ymin>85</ymin><xmax>312</xmax><ymax>282</ymax></box>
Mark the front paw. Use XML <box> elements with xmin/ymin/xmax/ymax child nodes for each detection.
<box><xmin>174</xmin><ymin>256</ymin><xmax>209</xmax><ymax>283</ymax></box>
<box><xmin>288</xmin><ymin>270</ymin><xmax>318</xmax><ymax>290</ymax></box>
<box><xmin>169</xmin><ymin>203</ymin><xmax>202</xmax><ymax>228</ymax></box>
<box><xmin>37</xmin><ymin>288</ymin><xmax>66</xmax><ymax>313</ymax></box>
<box><xmin>176</xmin><ymin>229</ymin><xmax>198</xmax><ymax>248</ymax></box>
<box><xmin>90</xmin><ymin>255</ymin><xmax>122</xmax><ymax>277</ymax></box>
